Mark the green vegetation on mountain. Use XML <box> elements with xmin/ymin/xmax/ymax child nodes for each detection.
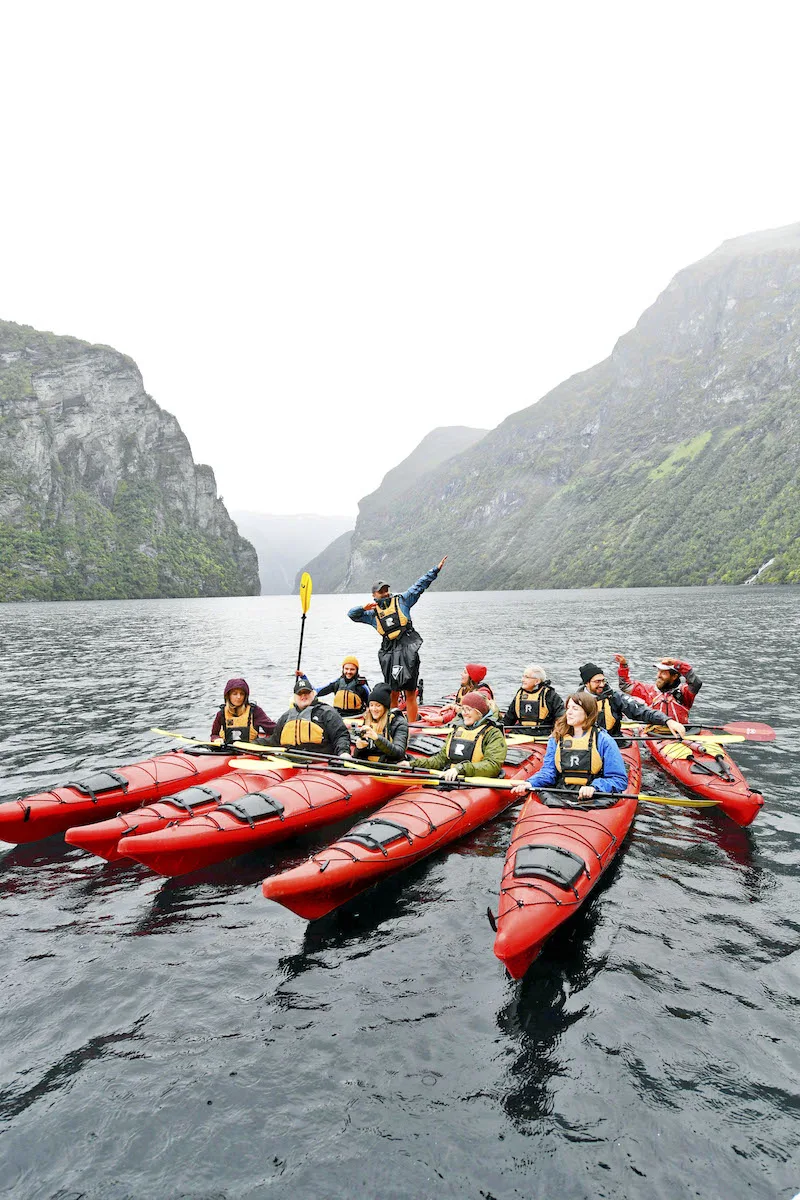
<box><xmin>334</xmin><ymin>224</ymin><xmax>800</xmax><ymax>590</ymax></box>
<box><xmin>0</xmin><ymin>319</ymin><xmax>259</xmax><ymax>601</ymax></box>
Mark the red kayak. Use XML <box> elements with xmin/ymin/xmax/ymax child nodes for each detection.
<box><xmin>645</xmin><ymin>733</ymin><xmax>763</xmax><ymax>826</ymax></box>
<box><xmin>64</xmin><ymin>762</ymin><xmax>297</xmax><ymax>862</ymax></box>
<box><xmin>492</xmin><ymin>741</ymin><xmax>641</xmax><ymax>980</ymax></box>
<box><xmin>0</xmin><ymin>749</ymin><xmax>236</xmax><ymax>845</ymax></box>
<box><xmin>117</xmin><ymin>769</ymin><xmax>409</xmax><ymax>877</ymax></box>
<box><xmin>262</xmin><ymin>743</ymin><xmax>547</xmax><ymax>920</ymax></box>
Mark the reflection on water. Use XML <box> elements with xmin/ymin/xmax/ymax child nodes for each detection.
<box><xmin>1</xmin><ymin>587</ymin><xmax>798</xmax><ymax>1199</ymax></box>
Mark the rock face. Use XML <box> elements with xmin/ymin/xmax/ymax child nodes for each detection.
<box><xmin>0</xmin><ymin>320</ymin><xmax>259</xmax><ymax>600</ymax></box>
<box><xmin>301</xmin><ymin>426</ymin><xmax>489</xmax><ymax>592</ymax></box>
<box><xmin>332</xmin><ymin>224</ymin><xmax>800</xmax><ymax>590</ymax></box>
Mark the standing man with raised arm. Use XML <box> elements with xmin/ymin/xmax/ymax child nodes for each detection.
<box><xmin>348</xmin><ymin>557</ymin><xmax>447</xmax><ymax>724</ymax></box>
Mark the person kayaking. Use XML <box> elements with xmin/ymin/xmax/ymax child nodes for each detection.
<box><xmin>397</xmin><ymin>691</ymin><xmax>507</xmax><ymax>781</ymax></box>
<box><xmin>210</xmin><ymin>678</ymin><xmax>275</xmax><ymax>745</ymax></box>
<box><xmin>352</xmin><ymin>683</ymin><xmax>409</xmax><ymax>764</ymax></box>
<box><xmin>314</xmin><ymin>656</ymin><xmax>370</xmax><ymax>716</ymax></box>
<box><xmin>615</xmin><ymin>653</ymin><xmax>702</xmax><ymax>724</ymax></box>
<box><xmin>440</xmin><ymin>663</ymin><xmax>499</xmax><ymax>721</ymax></box>
<box><xmin>268</xmin><ymin>676</ymin><xmax>352</xmax><ymax>757</ymax></box>
<box><xmin>503</xmin><ymin>664</ymin><xmax>564</xmax><ymax>732</ymax></box>
<box><xmin>578</xmin><ymin>662</ymin><xmax>686</xmax><ymax>738</ymax></box>
<box><xmin>347</xmin><ymin>557</ymin><xmax>447</xmax><ymax>724</ymax></box>
<box><xmin>510</xmin><ymin>692</ymin><xmax>628</xmax><ymax>801</ymax></box>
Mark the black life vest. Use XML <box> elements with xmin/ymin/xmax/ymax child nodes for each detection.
<box><xmin>333</xmin><ymin>676</ymin><xmax>367</xmax><ymax>714</ymax></box>
<box><xmin>444</xmin><ymin>721</ymin><xmax>489</xmax><ymax>765</ymax></box>
<box><xmin>280</xmin><ymin>705</ymin><xmax>326</xmax><ymax>747</ymax></box>
<box><xmin>373</xmin><ymin>595</ymin><xmax>411</xmax><ymax>641</ymax></box>
<box><xmin>219</xmin><ymin>702</ymin><xmax>259</xmax><ymax>745</ymax></box>
<box><xmin>513</xmin><ymin>685</ymin><xmax>552</xmax><ymax>725</ymax></box>
<box><xmin>554</xmin><ymin>728</ymin><xmax>603</xmax><ymax>787</ymax></box>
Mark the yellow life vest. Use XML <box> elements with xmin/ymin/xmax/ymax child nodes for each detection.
<box><xmin>444</xmin><ymin>722</ymin><xmax>489</xmax><ymax>766</ymax></box>
<box><xmin>280</xmin><ymin>708</ymin><xmax>326</xmax><ymax>747</ymax></box>
<box><xmin>373</xmin><ymin>595</ymin><xmax>410</xmax><ymax>641</ymax></box>
<box><xmin>359</xmin><ymin>710</ymin><xmax>390</xmax><ymax>762</ymax></box>
<box><xmin>220</xmin><ymin>702</ymin><xmax>259</xmax><ymax>745</ymax></box>
<box><xmin>333</xmin><ymin>680</ymin><xmax>366</xmax><ymax>713</ymax></box>
<box><xmin>513</xmin><ymin>686</ymin><xmax>551</xmax><ymax>725</ymax></box>
<box><xmin>595</xmin><ymin>694</ymin><xmax>619</xmax><ymax>735</ymax></box>
<box><xmin>554</xmin><ymin>728</ymin><xmax>603</xmax><ymax>787</ymax></box>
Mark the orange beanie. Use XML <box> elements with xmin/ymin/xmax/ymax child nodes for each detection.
<box><xmin>342</xmin><ymin>655</ymin><xmax>359</xmax><ymax>669</ymax></box>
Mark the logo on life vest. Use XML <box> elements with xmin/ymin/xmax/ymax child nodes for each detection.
<box><xmin>568</xmin><ymin>754</ymin><xmax>581</xmax><ymax>767</ymax></box>
<box><xmin>453</xmin><ymin>744</ymin><xmax>465</xmax><ymax>756</ymax></box>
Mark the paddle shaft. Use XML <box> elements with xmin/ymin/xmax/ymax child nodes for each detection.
<box><xmin>296</xmin><ymin>613</ymin><xmax>307</xmax><ymax>675</ymax></box>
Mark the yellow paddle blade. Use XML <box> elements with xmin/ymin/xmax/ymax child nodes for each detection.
<box><xmin>637</xmin><ymin>793</ymin><xmax>720</xmax><ymax>808</ymax></box>
<box><xmin>299</xmin><ymin>572</ymin><xmax>313</xmax><ymax>614</ymax></box>
<box><xmin>235</xmin><ymin>756</ymin><xmax>297</xmax><ymax>771</ymax></box>
<box><xmin>151</xmin><ymin>727</ymin><xmax>195</xmax><ymax>742</ymax></box>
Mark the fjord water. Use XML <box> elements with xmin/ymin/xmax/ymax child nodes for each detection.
<box><xmin>1</xmin><ymin>587</ymin><xmax>798</xmax><ymax>1200</ymax></box>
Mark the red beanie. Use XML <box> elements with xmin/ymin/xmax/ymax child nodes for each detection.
<box><xmin>465</xmin><ymin>663</ymin><xmax>487</xmax><ymax>684</ymax></box>
<box><xmin>460</xmin><ymin>691</ymin><xmax>489</xmax><ymax>716</ymax></box>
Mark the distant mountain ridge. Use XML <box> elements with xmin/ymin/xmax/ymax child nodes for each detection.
<box><xmin>232</xmin><ymin>512</ymin><xmax>354</xmax><ymax>594</ymax></box>
<box><xmin>300</xmin><ymin>425</ymin><xmax>488</xmax><ymax>591</ymax></box>
<box><xmin>0</xmin><ymin>319</ymin><xmax>259</xmax><ymax>600</ymax></box>
<box><xmin>328</xmin><ymin>223</ymin><xmax>800</xmax><ymax>590</ymax></box>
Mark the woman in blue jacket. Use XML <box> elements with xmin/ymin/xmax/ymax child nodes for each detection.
<box><xmin>510</xmin><ymin>691</ymin><xmax>628</xmax><ymax>801</ymax></box>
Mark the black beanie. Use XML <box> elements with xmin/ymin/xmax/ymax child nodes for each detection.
<box><xmin>579</xmin><ymin>662</ymin><xmax>604</xmax><ymax>684</ymax></box>
<box><xmin>368</xmin><ymin>683</ymin><xmax>392</xmax><ymax>709</ymax></box>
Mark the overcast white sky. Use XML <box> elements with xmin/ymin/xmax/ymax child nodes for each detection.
<box><xmin>2</xmin><ymin>2</ymin><xmax>799</xmax><ymax>516</ymax></box>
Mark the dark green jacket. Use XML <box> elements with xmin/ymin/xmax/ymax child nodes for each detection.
<box><xmin>413</xmin><ymin>718</ymin><xmax>507</xmax><ymax>779</ymax></box>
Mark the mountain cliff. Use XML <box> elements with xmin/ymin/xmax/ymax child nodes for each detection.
<box><xmin>336</xmin><ymin>224</ymin><xmax>800</xmax><ymax>590</ymax></box>
<box><xmin>300</xmin><ymin>426</ymin><xmax>488</xmax><ymax>591</ymax></box>
<box><xmin>0</xmin><ymin>320</ymin><xmax>259</xmax><ymax>600</ymax></box>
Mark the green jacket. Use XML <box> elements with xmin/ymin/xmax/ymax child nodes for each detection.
<box><xmin>414</xmin><ymin>718</ymin><xmax>507</xmax><ymax>779</ymax></box>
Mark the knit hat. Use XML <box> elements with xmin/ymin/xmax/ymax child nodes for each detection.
<box><xmin>342</xmin><ymin>655</ymin><xmax>359</xmax><ymax>669</ymax></box>
<box><xmin>579</xmin><ymin>662</ymin><xmax>604</xmax><ymax>684</ymax></box>
<box><xmin>465</xmin><ymin>663</ymin><xmax>487</xmax><ymax>684</ymax></box>
<box><xmin>293</xmin><ymin>675</ymin><xmax>315</xmax><ymax>694</ymax></box>
<box><xmin>460</xmin><ymin>691</ymin><xmax>489</xmax><ymax>716</ymax></box>
<box><xmin>368</xmin><ymin>683</ymin><xmax>392</xmax><ymax>709</ymax></box>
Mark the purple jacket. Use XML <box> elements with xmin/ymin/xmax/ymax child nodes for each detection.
<box><xmin>210</xmin><ymin>677</ymin><xmax>275</xmax><ymax>740</ymax></box>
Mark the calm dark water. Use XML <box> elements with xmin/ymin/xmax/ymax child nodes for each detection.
<box><xmin>1</xmin><ymin>587</ymin><xmax>798</xmax><ymax>1200</ymax></box>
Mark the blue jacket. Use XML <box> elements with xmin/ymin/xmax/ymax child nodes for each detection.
<box><xmin>348</xmin><ymin>566</ymin><xmax>441</xmax><ymax>632</ymax></box>
<box><xmin>526</xmin><ymin>727</ymin><xmax>628</xmax><ymax>794</ymax></box>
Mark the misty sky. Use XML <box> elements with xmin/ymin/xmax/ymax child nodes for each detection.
<box><xmin>3</xmin><ymin>2</ymin><xmax>799</xmax><ymax>516</ymax></box>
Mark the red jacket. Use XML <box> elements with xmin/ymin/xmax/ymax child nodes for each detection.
<box><xmin>617</xmin><ymin>661</ymin><xmax>702</xmax><ymax>724</ymax></box>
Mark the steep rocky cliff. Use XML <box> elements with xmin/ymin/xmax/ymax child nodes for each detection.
<box><xmin>0</xmin><ymin>320</ymin><xmax>259</xmax><ymax>600</ymax></box>
<box><xmin>336</xmin><ymin>224</ymin><xmax>800</xmax><ymax>590</ymax></box>
<box><xmin>300</xmin><ymin>426</ymin><xmax>488</xmax><ymax>591</ymax></box>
